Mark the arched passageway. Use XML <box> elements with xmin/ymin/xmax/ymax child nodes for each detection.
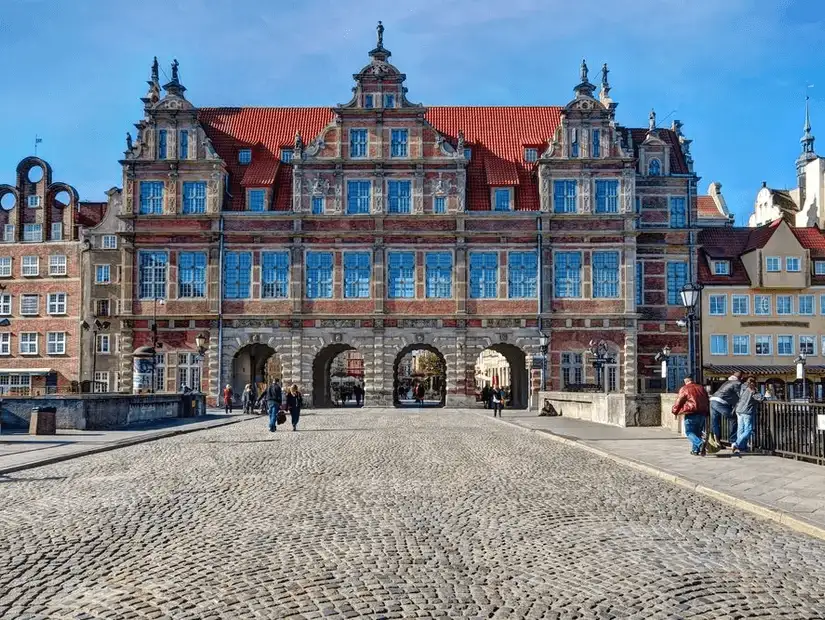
<box><xmin>313</xmin><ymin>344</ymin><xmax>365</xmax><ymax>408</ymax></box>
<box><xmin>393</xmin><ymin>344</ymin><xmax>446</xmax><ymax>408</ymax></box>
<box><xmin>232</xmin><ymin>343</ymin><xmax>282</xmax><ymax>405</ymax></box>
<box><xmin>474</xmin><ymin>343</ymin><xmax>529</xmax><ymax>409</ymax></box>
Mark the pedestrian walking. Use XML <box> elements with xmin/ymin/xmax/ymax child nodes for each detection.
<box><xmin>287</xmin><ymin>384</ymin><xmax>303</xmax><ymax>431</ymax></box>
<box><xmin>491</xmin><ymin>387</ymin><xmax>504</xmax><ymax>417</ymax></box>
<box><xmin>223</xmin><ymin>384</ymin><xmax>234</xmax><ymax>414</ymax></box>
<box><xmin>671</xmin><ymin>376</ymin><xmax>710</xmax><ymax>456</ymax></box>
<box><xmin>415</xmin><ymin>382</ymin><xmax>426</xmax><ymax>407</ymax></box>
<box><xmin>481</xmin><ymin>385</ymin><xmax>491</xmax><ymax>409</ymax></box>
<box><xmin>354</xmin><ymin>383</ymin><xmax>363</xmax><ymax>407</ymax></box>
<box><xmin>241</xmin><ymin>383</ymin><xmax>254</xmax><ymax>414</ymax></box>
<box><xmin>710</xmin><ymin>371</ymin><xmax>742</xmax><ymax>448</ymax></box>
<box><xmin>732</xmin><ymin>376</ymin><xmax>765</xmax><ymax>455</ymax></box>
<box><xmin>266</xmin><ymin>378</ymin><xmax>283</xmax><ymax>432</ymax></box>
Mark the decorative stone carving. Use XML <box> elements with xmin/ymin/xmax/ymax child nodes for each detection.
<box><xmin>539</xmin><ymin>167</ymin><xmax>551</xmax><ymax>212</ymax></box>
<box><xmin>320</xmin><ymin>319</ymin><xmax>359</xmax><ymax>328</ymax></box>
<box><xmin>621</xmin><ymin>168</ymin><xmax>635</xmax><ymax>214</ymax></box>
<box><xmin>305</xmin><ymin>136</ymin><xmax>326</xmax><ymax>158</ymax></box>
<box><xmin>415</xmin><ymin>333</ymin><xmax>425</xmax><ymax>343</ymax></box>
<box><xmin>400</xmin><ymin>319</ymin><xmax>438</xmax><ymax>328</ymax></box>
<box><xmin>580</xmin><ymin>171</ymin><xmax>592</xmax><ymax>214</ymax></box>
<box><xmin>208</xmin><ymin>168</ymin><xmax>221</xmax><ymax>213</ymax></box>
<box><xmin>435</xmin><ymin>134</ymin><xmax>456</xmax><ymax>156</ymax></box>
<box><xmin>331</xmin><ymin>332</ymin><xmax>343</xmax><ymax>343</ymax></box>
<box><xmin>292</xmin><ymin>169</ymin><xmax>303</xmax><ymax>212</ymax></box>
<box><xmin>310</xmin><ymin>175</ymin><xmax>330</xmax><ymax>196</ymax></box>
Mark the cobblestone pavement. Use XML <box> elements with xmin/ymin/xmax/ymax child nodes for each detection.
<box><xmin>1</xmin><ymin>408</ymin><xmax>825</xmax><ymax>620</ymax></box>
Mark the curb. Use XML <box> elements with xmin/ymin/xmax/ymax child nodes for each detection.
<box><xmin>0</xmin><ymin>415</ymin><xmax>255</xmax><ymax>476</ymax></box>
<box><xmin>475</xmin><ymin>411</ymin><xmax>825</xmax><ymax>543</ymax></box>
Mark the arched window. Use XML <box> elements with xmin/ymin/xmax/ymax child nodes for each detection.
<box><xmin>648</xmin><ymin>158</ymin><xmax>661</xmax><ymax>176</ymax></box>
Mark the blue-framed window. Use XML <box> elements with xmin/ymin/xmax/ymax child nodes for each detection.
<box><xmin>281</xmin><ymin>149</ymin><xmax>293</xmax><ymax>163</ymax></box>
<box><xmin>95</xmin><ymin>264</ymin><xmax>110</xmax><ymax>284</ymax></box>
<box><xmin>139</xmin><ymin>181</ymin><xmax>164</xmax><ymax>215</ymax></box>
<box><xmin>364</xmin><ymin>94</ymin><xmax>374</xmax><ymax>108</ymax></box>
<box><xmin>388</xmin><ymin>180</ymin><xmax>411</xmax><ymax>214</ymax></box>
<box><xmin>494</xmin><ymin>188</ymin><xmax>511</xmax><ymax>211</ymax></box>
<box><xmin>592</xmin><ymin>251</ymin><xmax>620</xmax><ymax>298</ymax></box>
<box><xmin>224</xmin><ymin>252</ymin><xmax>252</xmax><ymax>299</ymax></box>
<box><xmin>595</xmin><ymin>180</ymin><xmax>619</xmax><ymax>213</ymax></box>
<box><xmin>311</xmin><ymin>196</ymin><xmax>324</xmax><ymax>215</ymax></box>
<box><xmin>182</xmin><ymin>181</ymin><xmax>206</xmax><ymax>214</ymax></box>
<box><xmin>666</xmin><ymin>261</ymin><xmax>688</xmax><ymax>305</ymax></box>
<box><xmin>248</xmin><ymin>189</ymin><xmax>266</xmax><ymax>212</ymax></box>
<box><xmin>157</xmin><ymin>129</ymin><xmax>167</xmax><ymax>160</ymax></box>
<box><xmin>344</xmin><ymin>252</ymin><xmax>371</xmax><ymax>298</ymax></box>
<box><xmin>388</xmin><ymin>252</ymin><xmax>415</xmax><ymax>298</ymax></box>
<box><xmin>179</xmin><ymin>130</ymin><xmax>189</xmax><ymax>159</ymax></box>
<box><xmin>178</xmin><ymin>252</ymin><xmax>207</xmax><ymax>298</ymax></box>
<box><xmin>238</xmin><ymin>149</ymin><xmax>252</xmax><ymax>164</ymax></box>
<box><xmin>670</xmin><ymin>197</ymin><xmax>687</xmax><ymax>227</ymax></box>
<box><xmin>350</xmin><ymin>129</ymin><xmax>367</xmax><ymax>158</ymax></box>
<box><xmin>425</xmin><ymin>252</ymin><xmax>452</xmax><ymax>298</ymax></box>
<box><xmin>649</xmin><ymin>159</ymin><xmax>661</xmax><ymax>176</ymax></box>
<box><xmin>554</xmin><ymin>252</ymin><xmax>581</xmax><ymax>298</ymax></box>
<box><xmin>636</xmin><ymin>262</ymin><xmax>644</xmax><ymax>306</ymax></box>
<box><xmin>469</xmin><ymin>252</ymin><xmax>497</xmax><ymax>299</ymax></box>
<box><xmin>347</xmin><ymin>180</ymin><xmax>371</xmax><ymax>214</ymax></box>
<box><xmin>571</xmin><ymin>129</ymin><xmax>579</xmax><ymax>158</ymax></box>
<box><xmin>261</xmin><ymin>252</ymin><xmax>289</xmax><ymax>299</ymax></box>
<box><xmin>391</xmin><ymin>129</ymin><xmax>408</xmax><ymax>158</ymax></box>
<box><xmin>306</xmin><ymin>252</ymin><xmax>333</xmax><ymax>299</ymax></box>
<box><xmin>508</xmin><ymin>252</ymin><xmax>537</xmax><ymax>298</ymax></box>
<box><xmin>434</xmin><ymin>196</ymin><xmax>446</xmax><ymax>214</ymax></box>
<box><xmin>384</xmin><ymin>94</ymin><xmax>395</xmax><ymax>108</ymax></box>
<box><xmin>592</xmin><ymin>129</ymin><xmax>600</xmax><ymax>158</ymax></box>
<box><xmin>553</xmin><ymin>181</ymin><xmax>577</xmax><ymax>213</ymax></box>
<box><xmin>138</xmin><ymin>251</ymin><xmax>167</xmax><ymax>299</ymax></box>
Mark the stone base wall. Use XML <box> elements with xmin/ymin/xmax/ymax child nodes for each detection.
<box><xmin>659</xmin><ymin>393</ymin><xmax>685</xmax><ymax>434</ymax></box>
<box><xmin>538</xmin><ymin>391</ymin><xmax>661</xmax><ymax>427</ymax></box>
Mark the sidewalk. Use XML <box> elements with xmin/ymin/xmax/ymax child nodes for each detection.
<box><xmin>494</xmin><ymin>410</ymin><xmax>825</xmax><ymax>540</ymax></box>
<box><xmin>0</xmin><ymin>410</ymin><xmax>253</xmax><ymax>475</ymax></box>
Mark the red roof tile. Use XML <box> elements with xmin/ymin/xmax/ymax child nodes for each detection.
<box><xmin>791</xmin><ymin>227</ymin><xmax>825</xmax><ymax>257</ymax></box>
<box><xmin>241</xmin><ymin>145</ymin><xmax>279</xmax><ymax>187</ymax></box>
<box><xmin>484</xmin><ymin>158</ymin><xmax>520</xmax><ymax>186</ymax></box>
<box><xmin>77</xmin><ymin>201</ymin><xmax>107</xmax><ymax>227</ymax></box>
<box><xmin>697</xmin><ymin>195</ymin><xmax>724</xmax><ymax>219</ymax></box>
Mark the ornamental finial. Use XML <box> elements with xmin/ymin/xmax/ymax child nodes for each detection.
<box><xmin>377</xmin><ymin>21</ymin><xmax>384</xmax><ymax>48</ymax></box>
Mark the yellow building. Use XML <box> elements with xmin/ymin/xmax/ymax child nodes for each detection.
<box><xmin>698</xmin><ymin>219</ymin><xmax>825</xmax><ymax>400</ymax></box>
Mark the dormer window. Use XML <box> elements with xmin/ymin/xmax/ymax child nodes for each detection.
<box><xmin>524</xmin><ymin>148</ymin><xmax>538</xmax><ymax>163</ymax></box>
<box><xmin>766</xmin><ymin>256</ymin><xmax>781</xmax><ymax>272</ymax></box>
<box><xmin>464</xmin><ymin>148</ymin><xmax>472</xmax><ymax>160</ymax></box>
<box><xmin>493</xmin><ymin>188</ymin><xmax>513</xmax><ymax>212</ymax></box>
<box><xmin>712</xmin><ymin>260</ymin><xmax>730</xmax><ymax>276</ymax></box>
<box><xmin>238</xmin><ymin>149</ymin><xmax>252</xmax><ymax>165</ymax></box>
<box><xmin>281</xmin><ymin>149</ymin><xmax>293</xmax><ymax>164</ymax></box>
<box><xmin>364</xmin><ymin>94</ymin><xmax>374</xmax><ymax>109</ymax></box>
<box><xmin>648</xmin><ymin>158</ymin><xmax>661</xmax><ymax>176</ymax></box>
<box><xmin>815</xmin><ymin>260</ymin><xmax>825</xmax><ymax>275</ymax></box>
<box><xmin>384</xmin><ymin>94</ymin><xmax>395</xmax><ymax>108</ymax></box>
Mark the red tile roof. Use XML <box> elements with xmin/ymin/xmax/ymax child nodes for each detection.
<box><xmin>77</xmin><ymin>201</ymin><xmax>107</xmax><ymax>227</ymax></box>
<box><xmin>697</xmin><ymin>195</ymin><xmax>725</xmax><ymax>220</ymax></box>
<box><xmin>198</xmin><ymin>106</ymin><xmax>687</xmax><ymax>212</ymax></box>
<box><xmin>629</xmin><ymin>128</ymin><xmax>689</xmax><ymax>175</ymax></box>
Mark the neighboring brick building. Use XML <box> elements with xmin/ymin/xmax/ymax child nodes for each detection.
<box><xmin>0</xmin><ymin>157</ymin><xmax>105</xmax><ymax>394</ymax></box>
<box><xmin>114</xmin><ymin>26</ymin><xmax>703</xmax><ymax>407</ymax></box>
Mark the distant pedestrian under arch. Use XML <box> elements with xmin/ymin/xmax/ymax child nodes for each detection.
<box><xmin>474</xmin><ymin>343</ymin><xmax>528</xmax><ymax>409</ymax></box>
<box><xmin>313</xmin><ymin>344</ymin><xmax>365</xmax><ymax>408</ymax></box>
<box><xmin>393</xmin><ymin>344</ymin><xmax>446</xmax><ymax>408</ymax></box>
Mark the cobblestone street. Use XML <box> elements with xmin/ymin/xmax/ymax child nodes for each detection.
<box><xmin>2</xmin><ymin>408</ymin><xmax>825</xmax><ymax>619</ymax></box>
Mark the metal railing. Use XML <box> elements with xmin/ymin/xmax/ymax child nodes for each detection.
<box><xmin>720</xmin><ymin>401</ymin><xmax>825</xmax><ymax>466</ymax></box>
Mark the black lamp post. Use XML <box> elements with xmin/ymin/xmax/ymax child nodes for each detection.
<box><xmin>82</xmin><ymin>319</ymin><xmax>111</xmax><ymax>393</ymax></box>
<box><xmin>539</xmin><ymin>333</ymin><xmax>549</xmax><ymax>392</ymax></box>
<box><xmin>150</xmin><ymin>297</ymin><xmax>165</xmax><ymax>394</ymax></box>
<box><xmin>678</xmin><ymin>282</ymin><xmax>703</xmax><ymax>382</ymax></box>
<box><xmin>587</xmin><ymin>339</ymin><xmax>613</xmax><ymax>391</ymax></box>
<box><xmin>654</xmin><ymin>344</ymin><xmax>672</xmax><ymax>390</ymax></box>
<box><xmin>794</xmin><ymin>352</ymin><xmax>808</xmax><ymax>401</ymax></box>
<box><xmin>194</xmin><ymin>333</ymin><xmax>208</xmax><ymax>394</ymax></box>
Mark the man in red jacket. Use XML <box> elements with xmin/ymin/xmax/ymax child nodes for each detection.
<box><xmin>672</xmin><ymin>376</ymin><xmax>710</xmax><ymax>456</ymax></box>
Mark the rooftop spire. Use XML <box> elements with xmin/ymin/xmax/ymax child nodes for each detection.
<box><xmin>802</xmin><ymin>95</ymin><xmax>815</xmax><ymax>155</ymax></box>
<box><xmin>142</xmin><ymin>56</ymin><xmax>161</xmax><ymax>107</ymax></box>
<box><xmin>573</xmin><ymin>58</ymin><xmax>596</xmax><ymax>99</ymax></box>
<box><xmin>151</xmin><ymin>56</ymin><xmax>159</xmax><ymax>84</ymax></box>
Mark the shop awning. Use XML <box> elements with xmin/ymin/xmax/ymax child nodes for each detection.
<box><xmin>0</xmin><ymin>368</ymin><xmax>53</xmax><ymax>376</ymax></box>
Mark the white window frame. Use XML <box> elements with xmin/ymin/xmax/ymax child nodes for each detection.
<box><xmin>93</xmin><ymin>371</ymin><xmax>110</xmax><ymax>393</ymax></box>
<box><xmin>731</xmin><ymin>294</ymin><xmax>749</xmax><ymax>316</ymax></box>
<box><xmin>710</xmin><ymin>334</ymin><xmax>728</xmax><ymax>356</ymax></box>
<box><xmin>816</xmin><ymin>261</ymin><xmax>825</xmax><ymax>276</ymax></box>
<box><xmin>102</xmin><ymin>235</ymin><xmax>118</xmax><ymax>250</ymax></box>
<box><xmin>47</xmin><ymin>293</ymin><xmax>67</xmax><ymax>315</ymax></box>
<box><xmin>47</xmin><ymin>332</ymin><xmax>66</xmax><ymax>355</ymax></box>
<box><xmin>711</xmin><ymin>260</ymin><xmax>730</xmax><ymax>275</ymax></box>
<box><xmin>21</xmin><ymin>256</ymin><xmax>39</xmax><ymax>277</ymax></box>
<box><xmin>755</xmin><ymin>294</ymin><xmax>771</xmax><ymax>316</ymax></box>
<box><xmin>97</xmin><ymin>333</ymin><xmax>111</xmax><ymax>354</ymax></box>
<box><xmin>766</xmin><ymin>256</ymin><xmax>781</xmax><ymax>272</ymax></box>
<box><xmin>0</xmin><ymin>294</ymin><xmax>10</xmax><ymax>316</ymax></box>
<box><xmin>49</xmin><ymin>254</ymin><xmax>67</xmax><ymax>276</ymax></box>
<box><xmin>708</xmin><ymin>294</ymin><xmax>727</xmax><ymax>316</ymax></box>
<box><xmin>0</xmin><ymin>333</ymin><xmax>9</xmax><ymax>355</ymax></box>
<box><xmin>799</xmin><ymin>294</ymin><xmax>815</xmax><ymax>316</ymax></box>
<box><xmin>51</xmin><ymin>222</ymin><xmax>62</xmax><ymax>241</ymax></box>
<box><xmin>23</xmin><ymin>224</ymin><xmax>42</xmax><ymax>243</ymax></box>
<box><xmin>3</xmin><ymin>225</ymin><xmax>14</xmax><ymax>243</ymax></box>
<box><xmin>20</xmin><ymin>295</ymin><xmax>38</xmax><ymax>316</ymax></box>
<box><xmin>786</xmin><ymin>256</ymin><xmax>801</xmax><ymax>272</ymax></box>
<box><xmin>19</xmin><ymin>332</ymin><xmax>38</xmax><ymax>355</ymax></box>
<box><xmin>776</xmin><ymin>295</ymin><xmax>793</xmax><ymax>315</ymax></box>
<box><xmin>732</xmin><ymin>335</ymin><xmax>750</xmax><ymax>356</ymax></box>
<box><xmin>0</xmin><ymin>257</ymin><xmax>10</xmax><ymax>278</ymax></box>
<box><xmin>27</xmin><ymin>195</ymin><xmax>42</xmax><ymax>208</ymax></box>
<box><xmin>492</xmin><ymin>187</ymin><xmax>514</xmax><ymax>212</ymax></box>
<box><xmin>755</xmin><ymin>335</ymin><xmax>772</xmax><ymax>356</ymax></box>
<box><xmin>777</xmin><ymin>335</ymin><xmax>794</xmax><ymax>356</ymax></box>
<box><xmin>95</xmin><ymin>264</ymin><xmax>111</xmax><ymax>284</ymax></box>
<box><xmin>800</xmin><ymin>335</ymin><xmax>816</xmax><ymax>356</ymax></box>
<box><xmin>524</xmin><ymin>148</ymin><xmax>538</xmax><ymax>163</ymax></box>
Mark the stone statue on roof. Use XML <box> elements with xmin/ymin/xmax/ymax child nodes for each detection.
<box><xmin>171</xmin><ymin>59</ymin><xmax>179</xmax><ymax>82</ymax></box>
<box><xmin>151</xmin><ymin>57</ymin><xmax>159</xmax><ymax>83</ymax></box>
<box><xmin>377</xmin><ymin>21</ymin><xmax>384</xmax><ymax>48</ymax></box>
<box><xmin>294</xmin><ymin>131</ymin><xmax>304</xmax><ymax>157</ymax></box>
<box><xmin>126</xmin><ymin>132</ymin><xmax>133</xmax><ymax>151</ymax></box>
<box><xmin>580</xmin><ymin>59</ymin><xmax>588</xmax><ymax>83</ymax></box>
<box><xmin>457</xmin><ymin>130</ymin><xmax>465</xmax><ymax>152</ymax></box>
<box><xmin>649</xmin><ymin>109</ymin><xmax>656</xmax><ymax>131</ymax></box>
<box><xmin>601</xmin><ymin>63</ymin><xmax>609</xmax><ymax>88</ymax></box>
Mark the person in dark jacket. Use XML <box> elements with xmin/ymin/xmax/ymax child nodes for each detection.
<box><xmin>286</xmin><ymin>384</ymin><xmax>303</xmax><ymax>431</ymax></box>
<box><xmin>490</xmin><ymin>387</ymin><xmax>504</xmax><ymax>418</ymax></box>
<box><xmin>672</xmin><ymin>376</ymin><xmax>711</xmax><ymax>455</ymax></box>
<box><xmin>481</xmin><ymin>385</ymin><xmax>491</xmax><ymax>408</ymax></box>
<box><xmin>710</xmin><ymin>371</ymin><xmax>742</xmax><ymax>447</ymax></box>
<box><xmin>266</xmin><ymin>379</ymin><xmax>283</xmax><ymax>432</ymax></box>
<box><xmin>732</xmin><ymin>377</ymin><xmax>765</xmax><ymax>455</ymax></box>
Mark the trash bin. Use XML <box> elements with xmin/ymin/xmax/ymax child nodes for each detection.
<box><xmin>30</xmin><ymin>406</ymin><xmax>57</xmax><ymax>435</ymax></box>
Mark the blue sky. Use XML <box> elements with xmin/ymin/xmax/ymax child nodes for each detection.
<box><xmin>0</xmin><ymin>0</ymin><xmax>822</xmax><ymax>224</ymax></box>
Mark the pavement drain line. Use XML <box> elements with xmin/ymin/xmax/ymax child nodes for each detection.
<box><xmin>474</xmin><ymin>412</ymin><xmax>825</xmax><ymax>543</ymax></box>
<box><xmin>0</xmin><ymin>416</ymin><xmax>254</xmax><ymax>477</ymax></box>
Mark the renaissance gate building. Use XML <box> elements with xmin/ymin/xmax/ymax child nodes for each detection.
<box><xmin>116</xmin><ymin>26</ymin><xmax>698</xmax><ymax>407</ymax></box>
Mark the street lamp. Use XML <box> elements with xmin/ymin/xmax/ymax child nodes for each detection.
<box><xmin>150</xmin><ymin>298</ymin><xmax>165</xmax><ymax>394</ymax></box>
<box><xmin>794</xmin><ymin>352</ymin><xmax>808</xmax><ymax>401</ymax></box>
<box><xmin>82</xmin><ymin>319</ymin><xmax>111</xmax><ymax>393</ymax></box>
<box><xmin>539</xmin><ymin>333</ymin><xmax>549</xmax><ymax>392</ymax></box>
<box><xmin>194</xmin><ymin>333</ymin><xmax>208</xmax><ymax>394</ymax></box>
<box><xmin>655</xmin><ymin>344</ymin><xmax>672</xmax><ymax>389</ymax></box>
<box><xmin>679</xmin><ymin>282</ymin><xmax>703</xmax><ymax>382</ymax></box>
<box><xmin>586</xmin><ymin>339</ymin><xmax>613</xmax><ymax>391</ymax></box>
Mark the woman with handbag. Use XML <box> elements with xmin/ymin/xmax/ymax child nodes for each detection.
<box><xmin>286</xmin><ymin>384</ymin><xmax>303</xmax><ymax>431</ymax></box>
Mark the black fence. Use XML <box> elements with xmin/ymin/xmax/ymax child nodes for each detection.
<box><xmin>720</xmin><ymin>402</ymin><xmax>825</xmax><ymax>466</ymax></box>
